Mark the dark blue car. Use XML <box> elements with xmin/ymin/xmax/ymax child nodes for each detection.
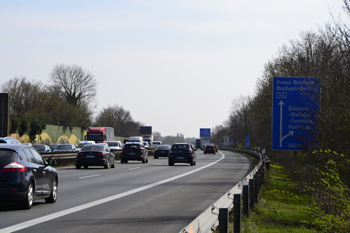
<box><xmin>0</xmin><ymin>144</ymin><xmax>58</xmax><ymax>209</ymax></box>
<box><xmin>32</xmin><ymin>144</ymin><xmax>51</xmax><ymax>153</ymax></box>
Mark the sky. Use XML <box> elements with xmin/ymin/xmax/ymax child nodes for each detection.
<box><xmin>0</xmin><ymin>0</ymin><xmax>345</xmax><ymax>138</ymax></box>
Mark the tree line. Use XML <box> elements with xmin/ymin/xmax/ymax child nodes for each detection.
<box><xmin>1</xmin><ymin>64</ymin><xmax>142</xmax><ymax>139</ymax></box>
<box><xmin>212</xmin><ymin>1</ymin><xmax>350</xmax><ymax>231</ymax></box>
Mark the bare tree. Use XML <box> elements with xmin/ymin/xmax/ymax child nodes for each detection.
<box><xmin>94</xmin><ymin>105</ymin><xmax>141</xmax><ymax>137</ymax></box>
<box><xmin>1</xmin><ymin>77</ymin><xmax>44</xmax><ymax>115</ymax></box>
<box><xmin>49</xmin><ymin>64</ymin><xmax>98</xmax><ymax>107</ymax></box>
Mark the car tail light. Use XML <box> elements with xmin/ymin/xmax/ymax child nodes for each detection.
<box><xmin>1</xmin><ymin>162</ymin><xmax>27</xmax><ymax>172</ymax></box>
<box><xmin>188</xmin><ymin>150</ymin><xmax>193</xmax><ymax>154</ymax></box>
<box><xmin>77</xmin><ymin>152</ymin><xmax>85</xmax><ymax>156</ymax></box>
<box><xmin>96</xmin><ymin>152</ymin><xmax>105</xmax><ymax>156</ymax></box>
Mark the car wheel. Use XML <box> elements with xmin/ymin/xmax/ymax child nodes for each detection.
<box><xmin>168</xmin><ymin>160</ymin><xmax>174</xmax><ymax>166</ymax></box>
<box><xmin>204</xmin><ymin>152</ymin><xmax>206</xmax><ymax>154</ymax></box>
<box><xmin>76</xmin><ymin>165</ymin><xmax>81</xmax><ymax>169</ymax></box>
<box><xmin>20</xmin><ymin>182</ymin><xmax>34</xmax><ymax>209</ymax></box>
<box><xmin>104</xmin><ymin>159</ymin><xmax>110</xmax><ymax>169</ymax></box>
<box><xmin>84</xmin><ymin>165</ymin><xmax>88</xmax><ymax>169</ymax></box>
<box><xmin>154</xmin><ymin>156</ymin><xmax>158</xmax><ymax>159</ymax></box>
<box><xmin>45</xmin><ymin>178</ymin><xmax>58</xmax><ymax>203</ymax></box>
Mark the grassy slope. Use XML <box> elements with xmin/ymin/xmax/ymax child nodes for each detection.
<box><xmin>240</xmin><ymin>163</ymin><xmax>316</xmax><ymax>233</ymax></box>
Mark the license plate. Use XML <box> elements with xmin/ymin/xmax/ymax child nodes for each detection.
<box><xmin>160</xmin><ymin>151</ymin><xmax>165</xmax><ymax>153</ymax></box>
<box><xmin>177</xmin><ymin>157</ymin><xmax>184</xmax><ymax>159</ymax></box>
<box><xmin>129</xmin><ymin>153</ymin><xmax>136</xmax><ymax>155</ymax></box>
<box><xmin>86</xmin><ymin>155</ymin><xmax>95</xmax><ymax>158</ymax></box>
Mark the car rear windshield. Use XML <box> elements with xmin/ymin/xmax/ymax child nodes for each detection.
<box><xmin>0</xmin><ymin>149</ymin><xmax>18</xmax><ymax>164</ymax></box>
<box><xmin>107</xmin><ymin>142</ymin><xmax>119</xmax><ymax>147</ymax></box>
<box><xmin>78</xmin><ymin>143</ymin><xmax>93</xmax><ymax>149</ymax></box>
<box><xmin>156</xmin><ymin>145</ymin><xmax>170</xmax><ymax>150</ymax></box>
<box><xmin>124</xmin><ymin>144</ymin><xmax>141</xmax><ymax>149</ymax></box>
<box><xmin>172</xmin><ymin>144</ymin><xmax>189</xmax><ymax>150</ymax></box>
<box><xmin>34</xmin><ymin>145</ymin><xmax>46</xmax><ymax>151</ymax></box>
<box><xmin>206</xmin><ymin>146</ymin><xmax>214</xmax><ymax>149</ymax></box>
<box><xmin>56</xmin><ymin>145</ymin><xmax>72</xmax><ymax>150</ymax></box>
<box><xmin>81</xmin><ymin>145</ymin><xmax>104</xmax><ymax>151</ymax></box>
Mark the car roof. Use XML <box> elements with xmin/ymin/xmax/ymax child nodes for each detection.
<box><xmin>0</xmin><ymin>144</ymin><xmax>30</xmax><ymax>152</ymax></box>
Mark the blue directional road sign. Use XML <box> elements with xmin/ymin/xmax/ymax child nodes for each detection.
<box><xmin>219</xmin><ymin>141</ymin><xmax>222</xmax><ymax>146</ymax></box>
<box><xmin>200</xmin><ymin>128</ymin><xmax>211</xmax><ymax>137</ymax></box>
<box><xmin>230</xmin><ymin>139</ymin><xmax>233</xmax><ymax>145</ymax></box>
<box><xmin>272</xmin><ymin>77</ymin><xmax>320</xmax><ymax>151</ymax></box>
<box><xmin>246</xmin><ymin>136</ymin><xmax>250</xmax><ymax>149</ymax></box>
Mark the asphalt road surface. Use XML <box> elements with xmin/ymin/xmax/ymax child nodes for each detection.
<box><xmin>0</xmin><ymin>150</ymin><xmax>252</xmax><ymax>233</ymax></box>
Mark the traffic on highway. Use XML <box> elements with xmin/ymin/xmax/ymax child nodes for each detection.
<box><xmin>0</xmin><ymin>139</ymin><xmax>252</xmax><ymax>233</ymax></box>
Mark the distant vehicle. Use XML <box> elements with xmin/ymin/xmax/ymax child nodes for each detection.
<box><xmin>85</xmin><ymin>127</ymin><xmax>114</xmax><ymax>143</ymax></box>
<box><xmin>49</xmin><ymin>144</ymin><xmax>58</xmax><ymax>151</ymax></box>
<box><xmin>0</xmin><ymin>137</ymin><xmax>21</xmax><ymax>145</ymax></box>
<box><xmin>0</xmin><ymin>144</ymin><xmax>58</xmax><ymax>209</ymax></box>
<box><xmin>53</xmin><ymin>144</ymin><xmax>77</xmax><ymax>153</ymax></box>
<box><xmin>168</xmin><ymin>143</ymin><xmax>196</xmax><ymax>166</ymax></box>
<box><xmin>107</xmin><ymin>141</ymin><xmax>122</xmax><ymax>152</ymax></box>
<box><xmin>152</xmin><ymin>141</ymin><xmax>162</xmax><ymax>147</ymax></box>
<box><xmin>154</xmin><ymin>145</ymin><xmax>171</xmax><ymax>159</ymax></box>
<box><xmin>128</xmin><ymin>136</ymin><xmax>143</xmax><ymax>143</ymax></box>
<box><xmin>76</xmin><ymin>144</ymin><xmax>115</xmax><ymax>169</ymax></box>
<box><xmin>32</xmin><ymin>144</ymin><xmax>51</xmax><ymax>153</ymax></box>
<box><xmin>121</xmin><ymin>142</ymin><xmax>148</xmax><ymax>164</ymax></box>
<box><xmin>76</xmin><ymin>140</ymin><xmax>95</xmax><ymax>152</ymax></box>
<box><xmin>195</xmin><ymin>139</ymin><xmax>201</xmax><ymax>149</ymax></box>
<box><xmin>123</xmin><ymin>139</ymin><xmax>129</xmax><ymax>144</ymax></box>
<box><xmin>204</xmin><ymin>144</ymin><xmax>216</xmax><ymax>154</ymax></box>
<box><xmin>141</xmin><ymin>135</ymin><xmax>153</xmax><ymax>147</ymax></box>
<box><xmin>143</xmin><ymin>141</ymin><xmax>150</xmax><ymax>149</ymax></box>
<box><xmin>22</xmin><ymin>143</ymin><xmax>32</xmax><ymax>146</ymax></box>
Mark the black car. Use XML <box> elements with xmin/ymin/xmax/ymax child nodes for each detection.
<box><xmin>76</xmin><ymin>144</ymin><xmax>115</xmax><ymax>169</ymax></box>
<box><xmin>0</xmin><ymin>144</ymin><xmax>58</xmax><ymax>209</ymax></box>
<box><xmin>154</xmin><ymin>145</ymin><xmax>171</xmax><ymax>159</ymax></box>
<box><xmin>121</xmin><ymin>142</ymin><xmax>148</xmax><ymax>163</ymax></box>
<box><xmin>168</xmin><ymin>143</ymin><xmax>196</xmax><ymax>166</ymax></box>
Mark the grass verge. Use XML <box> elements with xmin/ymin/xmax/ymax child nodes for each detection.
<box><xmin>239</xmin><ymin>163</ymin><xmax>316</xmax><ymax>233</ymax></box>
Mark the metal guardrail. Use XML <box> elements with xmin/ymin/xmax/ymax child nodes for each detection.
<box><xmin>179</xmin><ymin>149</ymin><xmax>268</xmax><ymax>233</ymax></box>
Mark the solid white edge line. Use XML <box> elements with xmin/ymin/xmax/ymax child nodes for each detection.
<box><xmin>0</xmin><ymin>152</ymin><xmax>225</xmax><ymax>233</ymax></box>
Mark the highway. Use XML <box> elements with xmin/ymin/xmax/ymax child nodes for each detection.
<box><xmin>0</xmin><ymin>150</ymin><xmax>251</xmax><ymax>233</ymax></box>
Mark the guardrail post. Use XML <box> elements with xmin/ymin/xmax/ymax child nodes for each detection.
<box><xmin>253</xmin><ymin>174</ymin><xmax>258</xmax><ymax>203</ymax></box>
<box><xmin>219</xmin><ymin>208</ymin><xmax>229</xmax><ymax>233</ymax></box>
<box><xmin>243</xmin><ymin>185</ymin><xmax>249</xmax><ymax>217</ymax></box>
<box><xmin>234</xmin><ymin>194</ymin><xmax>241</xmax><ymax>233</ymax></box>
<box><xmin>249</xmin><ymin>179</ymin><xmax>254</xmax><ymax>210</ymax></box>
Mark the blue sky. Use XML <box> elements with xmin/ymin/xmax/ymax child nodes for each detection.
<box><xmin>0</xmin><ymin>0</ymin><xmax>344</xmax><ymax>138</ymax></box>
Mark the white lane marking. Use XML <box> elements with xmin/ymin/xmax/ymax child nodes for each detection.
<box><xmin>155</xmin><ymin>163</ymin><xmax>162</xmax><ymax>165</ymax></box>
<box><xmin>128</xmin><ymin>167</ymin><xmax>140</xmax><ymax>171</ymax></box>
<box><xmin>78</xmin><ymin>174</ymin><xmax>100</xmax><ymax>179</ymax></box>
<box><xmin>0</xmin><ymin>152</ymin><xmax>225</xmax><ymax>233</ymax></box>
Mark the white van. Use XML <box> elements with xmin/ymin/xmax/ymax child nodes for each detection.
<box><xmin>128</xmin><ymin>136</ymin><xmax>143</xmax><ymax>143</ymax></box>
<box><xmin>152</xmin><ymin>141</ymin><xmax>162</xmax><ymax>146</ymax></box>
<box><xmin>77</xmin><ymin>140</ymin><xmax>95</xmax><ymax>151</ymax></box>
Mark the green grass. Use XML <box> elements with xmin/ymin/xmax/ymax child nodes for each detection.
<box><xmin>240</xmin><ymin>163</ymin><xmax>316</xmax><ymax>233</ymax></box>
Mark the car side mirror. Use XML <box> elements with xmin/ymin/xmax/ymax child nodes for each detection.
<box><xmin>46</xmin><ymin>158</ymin><xmax>57</xmax><ymax>166</ymax></box>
